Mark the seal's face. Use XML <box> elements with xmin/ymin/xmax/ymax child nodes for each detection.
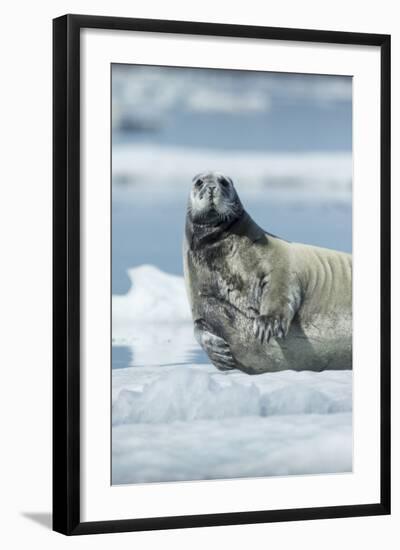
<box><xmin>188</xmin><ymin>172</ymin><xmax>243</xmax><ymax>225</ymax></box>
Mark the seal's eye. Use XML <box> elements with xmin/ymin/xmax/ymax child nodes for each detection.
<box><xmin>195</xmin><ymin>178</ymin><xmax>203</xmax><ymax>188</ymax></box>
<box><xmin>219</xmin><ymin>177</ymin><xmax>229</xmax><ymax>188</ymax></box>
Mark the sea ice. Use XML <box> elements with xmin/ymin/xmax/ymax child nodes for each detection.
<box><xmin>112</xmin><ymin>265</ymin><xmax>352</xmax><ymax>484</ymax></box>
<box><xmin>112</xmin><ymin>144</ymin><xmax>352</xmax><ymax>203</ymax></box>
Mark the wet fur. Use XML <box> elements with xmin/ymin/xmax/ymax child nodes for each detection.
<box><xmin>183</xmin><ymin>172</ymin><xmax>352</xmax><ymax>374</ymax></box>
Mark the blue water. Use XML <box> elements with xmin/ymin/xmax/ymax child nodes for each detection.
<box><xmin>112</xmin><ymin>346</ymin><xmax>132</xmax><ymax>369</ymax></box>
<box><xmin>113</xmin><ymin>100</ymin><xmax>352</xmax><ymax>153</ymax></box>
<box><xmin>113</xmin><ymin>346</ymin><xmax>209</xmax><ymax>370</ymax></box>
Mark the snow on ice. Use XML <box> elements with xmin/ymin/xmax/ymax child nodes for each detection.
<box><xmin>112</xmin><ymin>266</ymin><xmax>352</xmax><ymax>484</ymax></box>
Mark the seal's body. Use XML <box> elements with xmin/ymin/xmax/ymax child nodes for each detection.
<box><xmin>183</xmin><ymin>172</ymin><xmax>352</xmax><ymax>374</ymax></box>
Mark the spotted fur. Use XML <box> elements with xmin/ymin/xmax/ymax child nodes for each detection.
<box><xmin>183</xmin><ymin>172</ymin><xmax>352</xmax><ymax>374</ymax></box>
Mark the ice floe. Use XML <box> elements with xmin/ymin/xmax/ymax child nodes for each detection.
<box><xmin>112</xmin><ymin>144</ymin><xmax>352</xmax><ymax>203</ymax></box>
<box><xmin>112</xmin><ymin>266</ymin><xmax>352</xmax><ymax>484</ymax></box>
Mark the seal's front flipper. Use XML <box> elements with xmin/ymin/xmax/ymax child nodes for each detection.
<box><xmin>255</xmin><ymin>269</ymin><xmax>300</xmax><ymax>343</ymax></box>
<box><xmin>253</xmin><ymin>313</ymin><xmax>289</xmax><ymax>343</ymax></box>
<box><xmin>194</xmin><ymin>319</ymin><xmax>236</xmax><ymax>371</ymax></box>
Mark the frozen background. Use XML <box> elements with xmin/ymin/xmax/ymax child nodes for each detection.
<box><xmin>111</xmin><ymin>65</ymin><xmax>352</xmax><ymax>485</ymax></box>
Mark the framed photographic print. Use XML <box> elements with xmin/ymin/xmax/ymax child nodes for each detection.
<box><xmin>53</xmin><ymin>14</ymin><xmax>391</xmax><ymax>535</ymax></box>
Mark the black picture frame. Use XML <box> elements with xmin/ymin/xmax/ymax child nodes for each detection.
<box><xmin>53</xmin><ymin>14</ymin><xmax>391</xmax><ymax>536</ymax></box>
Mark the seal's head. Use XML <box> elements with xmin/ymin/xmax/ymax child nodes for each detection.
<box><xmin>188</xmin><ymin>171</ymin><xmax>243</xmax><ymax>225</ymax></box>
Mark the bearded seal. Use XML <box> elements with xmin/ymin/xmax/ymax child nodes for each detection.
<box><xmin>183</xmin><ymin>171</ymin><xmax>352</xmax><ymax>374</ymax></box>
